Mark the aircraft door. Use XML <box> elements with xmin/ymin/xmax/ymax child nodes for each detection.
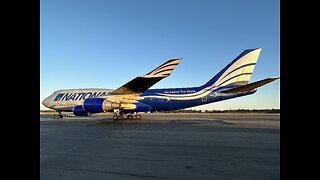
<box><xmin>202</xmin><ymin>95</ymin><xmax>207</xmax><ymax>102</ymax></box>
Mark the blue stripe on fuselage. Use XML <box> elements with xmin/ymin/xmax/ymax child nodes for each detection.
<box><xmin>140</xmin><ymin>86</ymin><xmax>256</xmax><ymax>111</ymax></box>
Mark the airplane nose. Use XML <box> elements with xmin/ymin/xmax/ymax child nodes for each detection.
<box><xmin>42</xmin><ymin>97</ymin><xmax>50</xmax><ymax>108</ymax></box>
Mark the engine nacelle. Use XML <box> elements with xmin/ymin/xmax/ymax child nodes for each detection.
<box><xmin>72</xmin><ymin>105</ymin><xmax>89</xmax><ymax>116</ymax></box>
<box><xmin>83</xmin><ymin>98</ymin><xmax>120</xmax><ymax>113</ymax></box>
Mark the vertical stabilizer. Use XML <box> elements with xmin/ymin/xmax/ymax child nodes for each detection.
<box><xmin>200</xmin><ymin>48</ymin><xmax>261</xmax><ymax>89</ymax></box>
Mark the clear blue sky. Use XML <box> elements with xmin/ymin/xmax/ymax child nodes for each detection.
<box><xmin>40</xmin><ymin>0</ymin><xmax>280</xmax><ymax>110</ymax></box>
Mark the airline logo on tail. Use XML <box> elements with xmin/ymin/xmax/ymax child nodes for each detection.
<box><xmin>213</xmin><ymin>48</ymin><xmax>261</xmax><ymax>87</ymax></box>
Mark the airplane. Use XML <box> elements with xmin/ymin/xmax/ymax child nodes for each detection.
<box><xmin>42</xmin><ymin>48</ymin><xmax>279</xmax><ymax>120</ymax></box>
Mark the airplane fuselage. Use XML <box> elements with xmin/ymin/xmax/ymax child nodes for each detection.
<box><xmin>43</xmin><ymin>86</ymin><xmax>256</xmax><ymax>112</ymax></box>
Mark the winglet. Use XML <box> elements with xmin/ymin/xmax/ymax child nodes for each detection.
<box><xmin>143</xmin><ymin>58</ymin><xmax>182</xmax><ymax>77</ymax></box>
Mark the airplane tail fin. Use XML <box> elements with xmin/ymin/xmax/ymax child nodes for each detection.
<box><xmin>199</xmin><ymin>48</ymin><xmax>262</xmax><ymax>89</ymax></box>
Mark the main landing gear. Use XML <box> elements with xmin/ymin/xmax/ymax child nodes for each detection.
<box><xmin>112</xmin><ymin>109</ymin><xmax>141</xmax><ymax>121</ymax></box>
<box><xmin>127</xmin><ymin>112</ymin><xmax>141</xmax><ymax>120</ymax></box>
<box><xmin>53</xmin><ymin>111</ymin><xmax>63</xmax><ymax>119</ymax></box>
<box><xmin>112</xmin><ymin>109</ymin><xmax>124</xmax><ymax>121</ymax></box>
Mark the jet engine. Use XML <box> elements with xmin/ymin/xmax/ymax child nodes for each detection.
<box><xmin>83</xmin><ymin>98</ymin><xmax>120</xmax><ymax>113</ymax></box>
<box><xmin>72</xmin><ymin>105</ymin><xmax>89</xmax><ymax>116</ymax></box>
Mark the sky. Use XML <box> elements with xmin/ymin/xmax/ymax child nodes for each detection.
<box><xmin>40</xmin><ymin>0</ymin><xmax>280</xmax><ymax>110</ymax></box>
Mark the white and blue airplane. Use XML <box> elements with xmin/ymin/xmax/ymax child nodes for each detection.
<box><xmin>42</xmin><ymin>48</ymin><xmax>279</xmax><ymax>120</ymax></box>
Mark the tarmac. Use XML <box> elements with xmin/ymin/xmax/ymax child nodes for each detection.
<box><xmin>40</xmin><ymin>113</ymin><xmax>280</xmax><ymax>180</ymax></box>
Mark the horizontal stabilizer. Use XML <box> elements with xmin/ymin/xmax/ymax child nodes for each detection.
<box><xmin>219</xmin><ymin>77</ymin><xmax>279</xmax><ymax>94</ymax></box>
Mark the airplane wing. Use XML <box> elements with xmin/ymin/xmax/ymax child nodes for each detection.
<box><xmin>219</xmin><ymin>77</ymin><xmax>279</xmax><ymax>94</ymax></box>
<box><xmin>110</xmin><ymin>58</ymin><xmax>182</xmax><ymax>95</ymax></box>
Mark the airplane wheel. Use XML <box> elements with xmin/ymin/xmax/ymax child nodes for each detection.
<box><xmin>127</xmin><ymin>115</ymin><xmax>133</xmax><ymax>119</ymax></box>
<box><xmin>113</xmin><ymin>115</ymin><xmax>118</xmax><ymax>121</ymax></box>
<box><xmin>137</xmin><ymin>114</ymin><xmax>141</xmax><ymax>119</ymax></box>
